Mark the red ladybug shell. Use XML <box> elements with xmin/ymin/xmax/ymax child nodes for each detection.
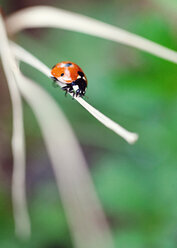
<box><xmin>51</xmin><ymin>61</ymin><xmax>87</xmax><ymax>85</ymax></box>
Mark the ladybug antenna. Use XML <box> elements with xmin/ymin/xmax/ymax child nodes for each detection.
<box><xmin>51</xmin><ymin>76</ymin><xmax>63</xmax><ymax>86</ymax></box>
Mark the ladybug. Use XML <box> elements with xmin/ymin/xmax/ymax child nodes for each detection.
<box><xmin>51</xmin><ymin>61</ymin><xmax>87</xmax><ymax>97</ymax></box>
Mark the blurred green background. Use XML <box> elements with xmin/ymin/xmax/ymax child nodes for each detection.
<box><xmin>0</xmin><ymin>0</ymin><xmax>177</xmax><ymax>247</ymax></box>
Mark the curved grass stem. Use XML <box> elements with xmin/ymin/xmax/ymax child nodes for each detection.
<box><xmin>6</xmin><ymin>6</ymin><xmax>177</xmax><ymax>64</ymax></box>
<box><xmin>0</xmin><ymin>14</ymin><xmax>30</xmax><ymax>240</ymax></box>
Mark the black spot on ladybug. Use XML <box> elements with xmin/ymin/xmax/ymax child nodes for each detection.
<box><xmin>65</xmin><ymin>63</ymin><xmax>72</xmax><ymax>67</ymax></box>
<box><xmin>78</xmin><ymin>71</ymin><xmax>84</xmax><ymax>77</ymax></box>
<box><xmin>61</xmin><ymin>73</ymin><xmax>64</xmax><ymax>76</ymax></box>
<box><xmin>52</xmin><ymin>64</ymin><xmax>57</xmax><ymax>69</ymax></box>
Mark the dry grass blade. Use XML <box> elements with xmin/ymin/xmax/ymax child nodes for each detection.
<box><xmin>11</xmin><ymin>42</ymin><xmax>138</xmax><ymax>144</ymax></box>
<box><xmin>0</xmin><ymin>14</ymin><xmax>30</xmax><ymax>239</ymax></box>
<box><xmin>17</xmin><ymin>74</ymin><xmax>115</xmax><ymax>248</ymax></box>
<box><xmin>6</xmin><ymin>6</ymin><xmax>177</xmax><ymax>64</ymax></box>
<box><xmin>76</xmin><ymin>97</ymin><xmax>138</xmax><ymax>144</ymax></box>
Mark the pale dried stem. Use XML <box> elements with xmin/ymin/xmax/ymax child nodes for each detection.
<box><xmin>11</xmin><ymin>42</ymin><xmax>138</xmax><ymax>143</ymax></box>
<box><xmin>6</xmin><ymin>6</ymin><xmax>177</xmax><ymax>64</ymax></box>
<box><xmin>76</xmin><ymin>97</ymin><xmax>138</xmax><ymax>144</ymax></box>
<box><xmin>0</xmin><ymin>15</ymin><xmax>30</xmax><ymax>239</ymax></box>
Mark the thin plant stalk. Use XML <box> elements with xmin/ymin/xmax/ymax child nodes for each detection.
<box><xmin>6</xmin><ymin>6</ymin><xmax>177</xmax><ymax>64</ymax></box>
<box><xmin>0</xmin><ymin>14</ymin><xmax>30</xmax><ymax>239</ymax></box>
<box><xmin>11</xmin><ymin>42</ymin><xmax>138</xmax><ymax>144</ymax></box>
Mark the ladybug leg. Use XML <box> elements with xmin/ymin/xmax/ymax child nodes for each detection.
<box><xmin>65</xmin><ymin>90</ymin><xmax>68</xmax><ymax>96</ymax></box>
<box><xmin>77</xmin><ymin>89</ymin><xmax>85</xmax><ymax>97</ymax></box>
<box><xmin>67</xmin><ymin>85</ymin><xmax>76</xmax><ymax>98</ymax></box>
<box><xmin>61</xmin><ymin>85</ymin><xmax>68</xmax><ymax>91</ymax></box>
<box><xmin>80</xmin><ymin>91</ymin><xmax>84</xmax><ymax>97</ymax></box>
<box><xmin>72</xmin><ymin>92</ymin><xmax>75</xmax><ymax>99</ymax></box>
<box><xmin>61</xmin><ymin>85</ymin><xmax>75</xmax><ymax>97</ymax></box>
<box><xmin>69</xmin><ymin>87</ymin><xmax>74</xmax><ymax>93</ymax></box>
<box><xmin>76</xmin><ymin>89</ymin><xmax>80</xmax><ymax>97</ymax></box>
<box><xmin>61</xmin><ymin>84</ymin><xmax>77</xmax><ymax>99</ymax></box>
<box><xmin>51</xmin><ymin>76</ymin><xmax>58</xmax><ymax>81</ymax></box>
<box><xmin>61</xmin><ymin>85</ymin><xmax>69</xmax><ymax>96</ymax></box>
<box><xmin>51</xmin><ymin>76</ymin><xmax>59</xmax><ymax>88</ymax></box>
<box><xmin>69</xmin><ymin>87</ymin><xmax>76</xmax><ymax>100</ymax></box>
<box><xmin>52</xmin><ymin>81</ymin><xmax>59</xmax><ymax>88</ymax></box>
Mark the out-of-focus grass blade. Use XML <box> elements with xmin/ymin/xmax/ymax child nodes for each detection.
<box><xmin>17</xmin><ymin>74</ymin><xmax>115</xmax><ymax>248</ymax></box>
<box><xmin>6</xmin><ymin>6</ymin><xmax>177</xmax><ymax>64</ymax></box>
<box><xmin>0</xmin><ymin>14</ymin><xmax>30</xmax><ymax>240</ymax></box>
